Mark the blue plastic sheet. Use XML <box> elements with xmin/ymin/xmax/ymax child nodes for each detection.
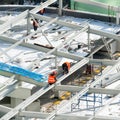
<box><xmin>0</xmin><ymin>62</ymin><xmax>46</xmax><ymax>82</ymax></box>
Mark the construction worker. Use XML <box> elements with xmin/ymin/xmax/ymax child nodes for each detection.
<box><xmin>48</xmin><ymin>71</ymin><xmax>57</xmax><ymax>85</ymax></box>
<box><xmin>32</xmin><ymin>19</ymin><xmax>39</xmax><ymax>31</ymax></box>
<box><xmin>86</xmin><ymin>64</ymin><xmax>92</xmax><ymax>75</ymax></box>
<box><xmin>38</xmin><ymin>8</ymin><xmax>45</xmax><ymax>22</ymax></box>
<box><xmin>39</xmin><ymin>8</ymin><xmax>45</xmax><ymax>15</ymax></box>
<box><xmin>62</xmin><ymin>61</ymin><xmax>71</xmax><ymax>74</ymax></box>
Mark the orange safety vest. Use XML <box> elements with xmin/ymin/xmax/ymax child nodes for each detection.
<box><xmin>65</xmin><ymin>62</ymin><xmax>71</xmax><ymax>70</ymax></box>
<box><xmin>48</xmin><ymin>75</ymin><xmax>56</xmax><ymax>84</ymax></box>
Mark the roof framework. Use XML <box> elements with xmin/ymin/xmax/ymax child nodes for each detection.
<box><xmin>0</xmin><ymin>0</ymin><xmax>120</xmax><ymax>120</ymax></box>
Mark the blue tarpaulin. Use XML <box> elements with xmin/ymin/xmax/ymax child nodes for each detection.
<box><xmin>0</xmin><ymin>62</ymin><xmax>46</xmax><ymax>82</ymax></box>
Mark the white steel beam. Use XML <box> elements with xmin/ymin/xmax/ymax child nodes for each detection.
<box><xmin>0</xmin><ymin>80</ymin><xmax>18</xmax><ymax>101</ymax></box>
<box><xmin>55</xmin><ymin>85</ymin><xmax>120</xmax><ymax>95</ymax></box>
<box><xmin>89</xmin><ymin>28</ymin><xmax>120</xmax><ymax>41</ymax></box>
<box><xmin>30</xmin><ymin>13</ymin><xmax>89</xmax><ymax>29</ymax></box>
<box><xmin>0</xmin><ymin>105</ymin><xmax>11</xmax><ymax>113</ymax></box>
<box><xmin>0</xmin><ymin>47</ymin><xmax>11</xmax><ymax>59</ymax></box>
<box><xmin>1</xmin><ymin>106</ymin><xmax>120</xmax><ymax>120</ymax></box>
<box><xmin>55</xmin><ymin>114</ymin><xmax>120</xmax><ymax>120</ymax></box>
<box><xmin>0</xmin><ymin>75</ymin><xmax>15</xmax><ymax>92</ymax></box>
<box><xmin>19</xmin><ymin>111</ymin><xmax>50</xmax><ymax>119</ymax></box>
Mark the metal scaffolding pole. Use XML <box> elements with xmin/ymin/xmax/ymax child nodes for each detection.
<box><xmin>59</xmin><ymin>0</ymin><xmax>63</xmax><ymax>16</ymax></box>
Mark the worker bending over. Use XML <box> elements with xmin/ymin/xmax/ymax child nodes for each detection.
<box><xmin>62</xmin><ymin>61</ymin><xmax>71</xmax><ymax>74</ymax></box>
<box><xmin>48</xmin><ymin>71</ymin><xmax>57</xmax><ymax>85</ymax></box>
<box><xmin>32</xmin><ymin>19</ymin><xmax>39</xmax><ymax>31</ymax></box>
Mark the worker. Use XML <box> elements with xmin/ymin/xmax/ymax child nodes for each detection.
<box><xmin>48</xmin><ymin>71</ymin><xmax>57</xmax><ymax>85</ymax></box>
<box><xmin>32</xmin><ymin>19</ymin><xmax>39</xmax><ymax>31</ymax></box>
<box><xmin>39</xmin><ymin>8</ymin><xmax>45</xmax><ymax>15</ymax></box>
<box><xmin>86</xmin><ymin>64</ymin><xmax>92</xmax><ymax>75</ymax></box>
<box><xmin>38</xmin><ymin>8</ymin><xmax>45</xmax><ymax>23</ymax></box>
<box><xmin>62</xmin><ymin>61</ymin><xmax>71</xmax><ymax>74</ymax></box>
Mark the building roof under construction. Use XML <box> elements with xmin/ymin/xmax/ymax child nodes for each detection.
<box><xmin>0</xmin><ymin>1</ymin><xmax>120</xmax><ymax>120</ymax></box>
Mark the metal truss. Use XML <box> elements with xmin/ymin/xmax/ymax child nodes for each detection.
<box><xmin>45</xmin><ymin>60</ymin><xmax>120</xmax><ymax>120</ymax></box>
<box><xmin>0</xmin><ymin>1</ymin><xmax>120</xmax><ymax>120</ymax></box>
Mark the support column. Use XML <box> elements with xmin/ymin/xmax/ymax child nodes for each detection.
<box><xmin>116</xmin><ymin>6</ymin><xmax>120</xmax><ymax>25</ymax></box>
<box><xmin>11</xmin><ymin>97</ymin><xmax>23</xmax><ymax>120</ymax></box>
<box><xmin>116</xmin><ymin>12</ymin><xmax>120</xmax><ymax>25</ymax></box>
<box><xmin>27</xmin><ymin>10</ymin><xmax>31</xmax><ymax>35</ymax></box>
<box><xmin>55</xmin><ymin>49</ymin><xmax>58</xmax><ymax>69</ymax></box>
<box><xmin>11</xmin><ymin>97</ymin><xmax>23</xmax><ymax>108</ymax></box>
<box><xmin>87</xmin><ymin>26</ymin><xmax>90</xmax><ymax>51</ymax></box>
<box><xmin>59</xmin><ymin>0</ymin><xmax>63</xmax><ymax>16</ymax></box>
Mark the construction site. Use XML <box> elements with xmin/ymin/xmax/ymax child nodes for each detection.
<box><xmin>0</xmin><ymin>0</ymin><xmax>120</xmax><ymax>120</ymax></box>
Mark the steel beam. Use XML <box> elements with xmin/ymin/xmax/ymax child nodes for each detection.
<box><xmin>0</xmin><ymin>107</ymin><xmax>120</xmax><ymax>120</ymax></box>
<box><xmin>55</xmin><ymin>114</ymin><xmax>120</xmax><ymax>120</ymax></box>
<box><xmin>30</xmin><ymin>13</ymin><xmax>89</xmax><ymax>29</ymax></box>
<box><xmin>55</xmin><ymin>85</ymin><xmax>120</xmax><ymax>95</ymax></box>
<box><xmin>0</xmin><ymin>80</ymin><xmax>18</xmax><ymax>101</ymax></box>
<box><xmin>0</xmin><ymin>105</ymin><xmax>11</xmax><ymax>113</ymax></box>
<box><xmin>89</xmin><ymin>29</ymin><xmax>120</xmax><ymax>41</ymax></box>
<box><xmin>19</xmin><ymin>111</ymin><xmax>50</xmax><ymax>119</ymax></box>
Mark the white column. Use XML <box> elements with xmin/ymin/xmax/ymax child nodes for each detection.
<box><xmin>59</xmin><ymin>0</ymin><xmax>63</xmax><ymax>16</ymax></box>
<box><xmin>11</xmin><ymin>97</ymin><xmax>23</xmax><ymax>120</ymax></box>
<box><xmin>27</xmin><ymin>10</ymin><xmax>31</xmax><ymax>35</ymax></box>
<box><xmin>116</xmin><ymin>7</ymin><xmax>120</xmax><ymax>25</ymax></box>
<box><xmin>11</xmin><ymin>97</ymin><xmax>23</xmax><ymax>108</ymax></box>
<box><xmin>88</xmin><ymin>26</ymin><xmax>90</xmax><ymax>51</ymax></box>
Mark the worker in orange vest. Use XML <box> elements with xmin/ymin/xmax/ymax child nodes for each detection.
<box><xmin>48</xmin><ymin>71</ymin><xmax>57</xmax><ymax>85</ymax></box>
<box><xmin>62</xmin><ymin>62</ymin><xmax>71</xmax><ymax>74</ymax></box>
